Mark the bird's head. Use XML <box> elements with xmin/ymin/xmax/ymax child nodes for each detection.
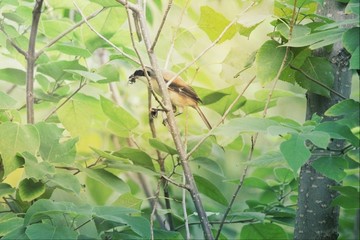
<box><xmin>128</xmin><ymin>66</ymin><xmax>155</xmax><ymax>84</ymax></box>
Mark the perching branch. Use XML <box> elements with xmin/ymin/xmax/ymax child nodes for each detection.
<box><xmin>116</xmin><ymin>1</ymin><xmax>214</xmax><ymax>239</ymax></box>
<box><xmin>26</xmin><ymin>0</ymin><xmax>44</xmax><ymax>124</ymax></box>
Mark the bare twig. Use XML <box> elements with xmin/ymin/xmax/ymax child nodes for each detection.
<box><xmin>150</xmin><ymin>180</ymin><xmax>162</xmax><ymax>240</ymax></box>
<box><xmin>186</xmin><ymin>76</ymin><xmax>256</xmax><ymax>158</ymax></box>
<box><xmin>0</xmin><ymin>28</ymin><xmax>27</xmax><ymax>56</ymax></box>
<box><xmin>182</xmin><ymin>172</ymin><xmax>191</xmax><ymax>239</ymax></box>
<box><xmin>73</xmin><ymin>1</ymin><xmax>139</xmax><ymax>65</ymax></box>
<box><xmin>176</xmin><ymin>218</ymin><xmax>257</xmax><ymax>231</ymax></box>
<box><xmin>150</xmin><ymin>0</ymin><xmax>173</xmax><ymax>52</ymax></box>
<box><xmin>164</xmin><ymin>0</ymin><xmax>190</xmax><ymax>69</ymax></box>
<box><xmin>36</xmin><ymin>7</ymin><xmax>106</xmax><ymax>58</ymax></box>
<box><xmin>43</xmin><ymin>80</ymin><xmax>87</xmax><ymax>121</ymax></box>
<box><xmin>26</xmin><ymin>0</ymin><xmax>44</xmax><ymax>124</ymax></box>
<box><xmin>162</xmin><ymin>175</ymin><xmax>189</xmax><ymax>189</ymax></box>
<box><xmin>166</xmin><ymin>1</ymin><xmax>256</xmax><ymax>87</ymax></box>
<box><xmin>215</xmin><ymin>2</ymin><xmax>298</xmax><ymax>238</ymax></box>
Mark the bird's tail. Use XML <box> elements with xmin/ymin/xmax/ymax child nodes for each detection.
<box><xmin>194</xmin><ymin>105</ymin><xmax>212</xmax><ymax>130</ymax></box>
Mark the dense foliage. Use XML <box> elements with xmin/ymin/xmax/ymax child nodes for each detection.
<box><xmin>0</xmin><ymin>0</ymin><xmax>358</xmax><ymax>239</ymax></box>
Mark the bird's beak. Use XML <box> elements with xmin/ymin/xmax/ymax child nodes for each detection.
<box><xmin>128</xmin><ymin>74</ymin><xmax>136</xmax><ymax>84</ymax></box>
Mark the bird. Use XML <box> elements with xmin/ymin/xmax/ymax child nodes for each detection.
<box><xmin>129</xmin><ymin>67</ymin><xmax>212</xmax><ymax>130</ymax></box>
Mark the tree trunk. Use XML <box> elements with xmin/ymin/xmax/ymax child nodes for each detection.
<box><xmin>294</xmin><ymin>1</ymin><xmax>354</xmax><ymax>239</ymax></box>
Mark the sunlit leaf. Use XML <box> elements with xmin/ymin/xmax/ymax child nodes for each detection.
<box><xmin>191</xmin><ymin>157</ymin><xmax>224</xmax><ymax>177</ymax></box>
<box><xmin>256</xmin><ymin>40</ymin><xmax>287</xmax><ymax>84</ymax></box>
<box><xmin>37</xmin><ymin>60</ymin><xmax>87</xmax><ymax>81</ymax></box>
<box><xmin>0</xmin><ymin>68</ymin><xmax>26</xmax><ymax>85</ymax></box>
<box><xmin>115</xmin><ymin>147</ymin><xmax>155</xmax><ymax>171</ymax></box>
<box><xmin>23</xmin><ymin>152</ymin><xmax>55</xmax><ymax>180</ymax></box>
<box><xmin>325</xmin><ymin>99</ymin><xmax>360</xmax><ymax>129</ymax></box>
<box><xmin>47</xmin><ymin>43</ymin><xmax>92</xmax><ymax>58</ymax></box>
<box><xmin>0</xmin><ymin>91</ymin><xmax>17</xmax><ymax>109</ymax></box>
<box><xmin>0</xmin><ymin>122</ymin><xmax>40</xmax><ymax>176</ymax></box>
<box><xmin>48</xmin><ymin>172</ymin><xmax>81</xmax><ymax>194</ymax></box>
<box><xmin>198</xmin><ymin>6</ymin><xmax>238</xmax><ymax>43</ymax></box>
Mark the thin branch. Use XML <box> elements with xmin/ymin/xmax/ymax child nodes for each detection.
<box><xmin>43</xmin><ymin>80</ymin><xmax>87</xmax><ymax>121</ymax></box>
<box><xmin>35</xmin><ymin>7</ymin><xmax>106</xmax><ymax>58</ymax></box>
<box><xmin>164</xmin><ymin>0</ymin><xmax>190</xmax><ymax>69</ymax></box>
<box><xmin>150</xmin><ymin>180</ymin><xmax>162</xmax><ymax>240</ymax></box>
<box><xmin>26</xmin><ymin>0</ymin><xmax>44</xmax><ymax>124</ymax></box>
<box><xmin>166</xmin><ymin>1</ymin><xmax>256</xmax><ymax>87</ymax></box>
<box><xmin>162</xmin><ymin>175</ymin><xmax>189</xmax><ymax>190</ymax></box>
<box><xmin>176</xmin><ymin>218</ymin><xmax>257</xmax><ymax>231</ymax></box>
<box><xmin>289</xmin><ymin>64</ymin><xmax>346</xmax><ymax>99</ymax></box>
<box><xmin>186</xmin><ymin>76</ymin><xmax>256</xmax><ymax>158</ymax></box>
<box><xmin>73</xmin><ymin>1</ymin><xmax>139</xmax><ymax>65</ymax></box>
<box><xmin>150</xmin><ymin>0</ymin><xmax>173</xmax><ymax>52</ymax></box>
<box><xmin>182</xmin><ymin>172</ymin><xmax>191</xmax><ymax>239</ymax></box>
<box><xmin>0</xmin><ymin>27</ymin><xmax>27</xmax><ymax>56</ymax></box>
<box><xmin>215</xmin><ymin>2</ymin><xmax>298</xmax><ymax>238</ymax></box>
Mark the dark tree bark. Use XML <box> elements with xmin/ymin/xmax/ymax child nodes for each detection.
<box><xmin>294</xmin><ymin>1</ymin><xmax>355</xmax><ymax>239</ymax></box>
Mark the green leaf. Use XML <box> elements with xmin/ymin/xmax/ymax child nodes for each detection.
<box><xmin>325</xmin><ymin>99</ymin><xmax>360</xmax><ymax>129</ymax></box>
<box><xmin>113</xmin><ymin>192</ymin><xmax>143</xmax><ymax>210</ymax></box>
<box><xmin>295</xmin><ymin>57</ymin><xmax>334</xmax><ymax>97</ymax></box>
<box><xmin>82</xmin><ymin>168</ymin><xmax>129</xmax><ymax>193</ymax></box>
<box><xmin>90</xmin><ymin>0</ymin><xmax>121</xmax><ymax>7</ymax></box>
<box><xmin>349</xmin><ymin>46</ymin><xmax>359</xmax><ymax>70</ymax></box>
<box><xmin>240</xmin><ymin>223</ymin><xmax>288</xmax><ymax>240</ymax></box>
<box><xmin>331</xmin><ymin>186</ymin><xmax>359</xmax><ymax>209</ymax></box>
<box><xmin>96</xmin><ymin>64</ymin><xmax>120</xmax><ymax>83</ymax></box>
<box><xmin>0</xmin><ymin>183</ymin><xmax>15</xmax><ymax>197</ymax></box>
<box><xmin>274</xmin><ymin>167</ymin><xmax>294</xmax><ymax>182</ymax></box>
<box><xmin>26</xmin><ymin>224</ymin><xmax>78</xmax><ymax>240</ymax></box>
<box><xmin>48</xmin><ymin>172</ymin><xmax>81</xmax><ymax>194</ymax></box>
<box><xmin>190</xmin><ymin>157</ymin><xmax>224</xmax><ymax>177</ymax></box>
<box><xmin>23</xmin><ymin>152</ymin><xmax>56</xmax><ymax>180</ymax></box>
<box><xmin>277</xmin><ymin>23</ymin><xmax>311</xmax><ymax>39</ymax></box>
<box><xmin>47</xmin><ymin>43</ymin><xmax>92</xmax><ymax>58</ymax></box>
<box><xmin>194</xmin><ymin>175</ymin><xmax>228</xmax><ymax>206</ymax></box>
<box><xmin>104</xmin><ymin>160</ymin><xmax>160</xmax><ymax>176</ymax></box>
<box><xmin>0</xmin><ymin>122</ymin><xmax>40</xmax><ymax>176</ymax></box>
<box><xmin>0</xmin><ymin>214</ymin><xmax>24</xmax><ymax>236</ymax></box>
<box><xmin>41</xmin><ymin>19</ymin><xmax>73</xmax><ymax>39</ymax></box>
<box><xmin>311</xmin><ymin>157</ymin><xmax>347</xmax><ymax>182</ymax></box>
<box><xmin>92</xmin><ymin>206</ymin><xmax>139</xmax><ymax>222</ymax></box>
<box><xmin>149</xmin><ymin>138</ymin><xmax>177</xmax><ymax>155</ymax></box>
<box><xmin>35</xmin><ymin>122</ymin><xmax>77</xmax><ymax>164</ymax></box>
<box><xmin>243</xmin><ymin>177</ymin><xmax>271</xmax><ymax>190</ymax></box>
<box><xmin>214</xmin><ymin>117</ymin><xmax>279</xmax><ymax>145</ymax></box>
<box><xmin>80</xmin><ymin>8</ymin><xmax>127</xmax><ymax>52</ymax></box>
<box><xmin>283</xmin><ymin>28</ymin><xmax>345</xmax><ymax>49</ymax></box>
<box><xmin>64</xmin><ymin>70</ymin><xmax>106</xmax><ymax>82</ymax></box>
<box><xmin>228</xmin><ymin>212</ymin><xmax>266</xmax><ymax>222</ymax></box>
<box><xmin>100</xmin><ymin>96</ymin><xmax>139</xmax><ymax>136</ymax></box>
<box><xmin>0</xmin><ymin>91</ymin><xmax>17</xmax><ymax>109</ymax></box>
<box><xmin>198</xmin><ymin>6</ymin><xmax>238</xmax><ymax>43</ymax></box>
<box><xmin>280</xmin><ymin>134</ymin><xmax>311</xmax><ymax>172</ymax></box>
<box><xmin>37</xmin><ymin>60</ymin><xmax>87</xmax><ymax>81</ymax></box>
<box><xmin>24</xmin><ymin>199</ymin><xmax>90</xmax><ymax>225</ymax></box>
<box><xmin>256</xmin><ymin>40</ymin><xmax>287</xmax><ymax>84</ymax></box>
<box><xmin>314</xmin><ymin>122</ymin><xmax>359</xmax><ymax>147</ymax></box>
<box><xmin>0</xmin><ymin>68</ymin><xmax>26</xmax><ymax>85</ymax></box>
<box><xmin>115</xmin><ymin>147</ymin><xmax>155</xmax><ymax>171</ymax></box>
<box><xmin>302</xmin><ymin>130</ymin><xmax>330</xmax><ymax>148</ymax></box>
<box><xmin>18</xmin><ymin>178</ymin><xmax>46</xmax><ymax>202</ymax></box>
<box><xmin>195</xmin><ymin>86</ymin><xmax>246</xmax><ymax>116</ymax></box>
<box><xmin>280</xmin><ymin>48</ymin><xmax>312</xmax><ymax>83</ymax></box>
<box><xmin>86</xmin><ymin>176</ymin><xmax>113</xmax><ymax>205</ymax></box>
<box><xmin>245</xmin><ymin>151</ymin><xmax>286</xmax><ymax>167</ymax></box>
<box><xmin>91</xmin><ymin>147</ymin><xmax>131</xmax><ymax>164</ymax></box>
<box><xmin>238</xmin><ymin>21</ymin><xmax>263</xmax><ymax>38</ymax></box>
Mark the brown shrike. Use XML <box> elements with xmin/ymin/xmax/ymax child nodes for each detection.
<box><xmin>129</xmin><ymin>67</ymin><xmax>212</xmax><ymax>130</ymax></box>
